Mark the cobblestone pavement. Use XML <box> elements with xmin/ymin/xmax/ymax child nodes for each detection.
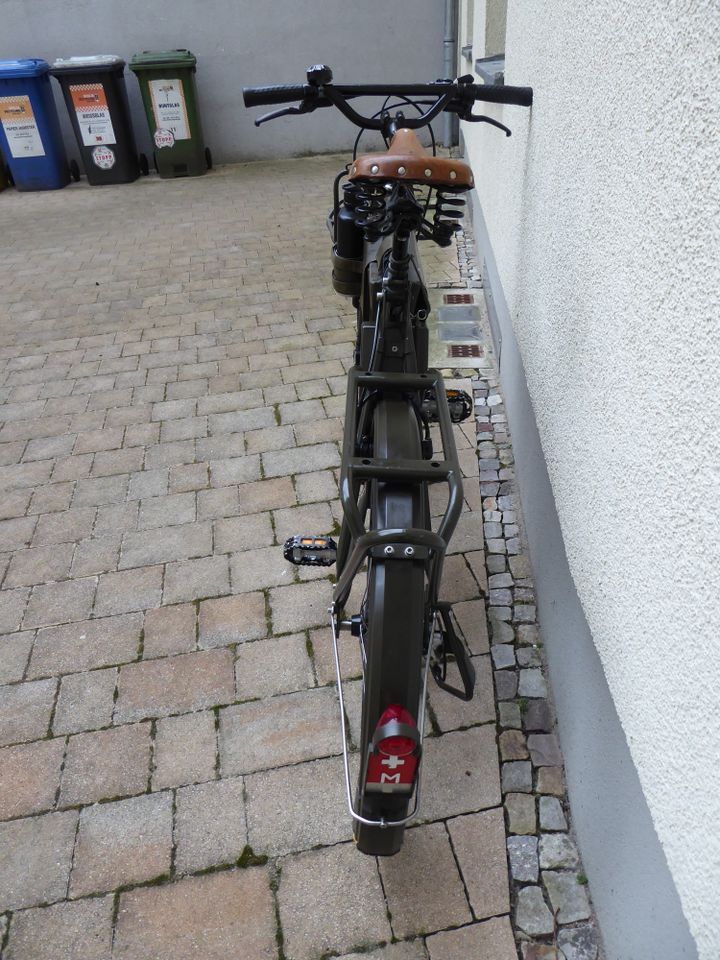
<box><xmin>0</xmin><ymin>158</ymin><xmax>597</xmax><ymax>959</ymax></box>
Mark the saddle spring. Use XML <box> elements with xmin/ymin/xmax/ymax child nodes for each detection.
<box><xmin>431</xmin><ymin>189</ymin><xmax>465</xmax><ymax>247</ymax></box>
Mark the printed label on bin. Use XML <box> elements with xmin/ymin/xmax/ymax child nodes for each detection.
<box><xmin>92</xmin><ymin>145</ymin><xmax>116</xmax><ymax>169</ymax></box>
<box><xmin>69</xmin><ymin>83</ymin><xmax>117</xmax><ymax>146</ymax></box>
<box><xmin>153</xmin><ymin>128</ymin><xmax>175</xmax><ymax>149</ymax></box>
<box><xmin>0</xmin><ymin>95</ymin><xmax>45</xmax><ymax>158</ymax></box>
<box><xmin>149</xmin><ymin>78</ymin><xmax>190</xmax><ymax>141</ymax></box>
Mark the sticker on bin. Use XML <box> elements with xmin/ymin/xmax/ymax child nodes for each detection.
<box><xmin>69</xmin><ymin>84</ymin><xmax>116</xmax><ymax>146</ymax></box>
<box><xmin>149</xmin><ymin>79</ymin><xmax>190</xmax><ymax>141</ymax></box>
<box><xmin>92</xmin><ymin>145</ymin><xmax>116</xmax><ymax>169</ymax></box>
<box><xmin>154</xmin><ymin>128</ymin><xmax>175</xmax><ymax>149</ymax></box>
<box><xmin>0</xmin><ymin>95</ymin><xmax>45</xmax><ymax>158</ymax></box>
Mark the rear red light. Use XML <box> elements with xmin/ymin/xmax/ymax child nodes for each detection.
<box><xmin>365</xmin><ymin>704</ymin><xmax>419</xmax><ymax>793</ymax></box>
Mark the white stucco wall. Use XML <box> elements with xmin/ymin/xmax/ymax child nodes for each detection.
<box><xmin>461</xmin><ymin>0</ymin><xmax>720</xmax><ymax>955</ymax></box>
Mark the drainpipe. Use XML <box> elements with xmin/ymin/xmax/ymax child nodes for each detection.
<box><xmin>443</xmin><ymin>0</ymin><xmax>459</xmax><ymax>147</ymax></box>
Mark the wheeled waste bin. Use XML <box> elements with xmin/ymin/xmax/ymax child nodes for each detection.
<box><xmin>0</xmin><ymin>59</ymin><xmax>71</xmax><ymax>190</ymax></box>
<box><xmin>129</xmin><ymin>49</ymin><xmax>211</xmax><ymax>178</ymax></box>
<box><xmin>51</xmin><ymin>55</ymin><xmax>146</xmax><ymax>185</ymax></box>
<box><xmin>0</xmin><ymin>148</ymin><xmax>8</xmax><ymax>192</ymax></box>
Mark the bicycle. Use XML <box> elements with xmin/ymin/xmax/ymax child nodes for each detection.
<box><xmin>244</xmin><ymin>66</ymin><xmax>532</xmax><ymax>855</ymax></box>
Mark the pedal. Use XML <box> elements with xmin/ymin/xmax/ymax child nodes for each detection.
<box><xmin>431</xmin><ymin>602</ymin><xmax>475</xmax><ymax>701</ymax></box>
<box><xmin>421</xmin><ymin>388</ymin><xmax>473</xmax><ymax>424</ymax></box>
<box><xmin>446</xmin><ymin>389</ymin><xmax>473</xmax><ymax>423</ymax></box>
<box><xmin>283</xmin><ymin>534</ymin><xmax>337</xmax><ymax>567</ymax></box>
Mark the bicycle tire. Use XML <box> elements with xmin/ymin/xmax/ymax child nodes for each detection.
<box><xmin>354</xmin><ymin>395</ymin><xmax>429</xmax><ymax>856</ymax></box>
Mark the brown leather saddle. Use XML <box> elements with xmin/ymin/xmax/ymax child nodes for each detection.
<box><xmin>348</xmin><ymin>127</ymin><xmax>473</xmax><ymax>189</ymax></box>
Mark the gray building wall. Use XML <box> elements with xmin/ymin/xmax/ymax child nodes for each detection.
<box><xmin>1</xmin><ymin>0</ymin><xmax>444</xmax><ymax>165</ymax></box>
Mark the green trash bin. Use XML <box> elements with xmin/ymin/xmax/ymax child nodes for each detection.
<box><xmin>129</xmin><ymin>49</ymin><xmax>211</xmax><ymax>178</ymax></box>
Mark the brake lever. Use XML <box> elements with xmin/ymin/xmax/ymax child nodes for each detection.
<box><xmin>462</xmin><ymin>112</ymin><xmax>512</xmax><ymax>137</ymax></box>
<box><xmin>254</xmin><ymin>99</ymin><xmax>322</xmax><ymax>127</ymax></box>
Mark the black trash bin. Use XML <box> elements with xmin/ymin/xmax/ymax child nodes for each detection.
<box><xmin>51</xmin><ymin>55</ymin><xmax>146</xmax><ymax>184</ymax></box>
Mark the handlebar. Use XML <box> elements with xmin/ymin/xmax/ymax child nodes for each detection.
<box><xmin>243</xmin><ymin>81</ymin><xmax>533</xmax><ymax>109</ymax></box>
<box><xmin>243</xmin><ymin>69</ymin><xmax>533</xmax><ymax>132</ymax></box>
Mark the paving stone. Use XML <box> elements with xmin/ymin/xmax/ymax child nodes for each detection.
<box><xmin>143</xmin><ymin>603</ymin><xmax>196</xmax><ymax>658</ymax></box>
<box><xmin>0</xmin><ymin>517</ymin><xmax>37</xmax><ymax>552</ymax></box>
<box><xmin>236</xmin><ymin>633</ymin><xmax>314</xmax><ymax>699</ymax></box>
<box><xmin>294</xmin><ymin>469</ymin><xmax>338</xmax><ymax>504</ymax></box>
<box><xmin>115</xmin><ymin>649</ymin><xmax>235</xmax><ymax>722</ymax></box>
<box><xmin>29</xmin><ymin>614</ymin><xmax>142</xmax><ymax>677</ymax></box>
<box><xmin>507</xmin><ymin>834</ymin><xmax>539</xmax><ymax>881</ymax></box>
<box><xmin>426</xmin><ymin>917</ymin><xmax>517</xmax><ymax>960</ymax></box>
<box><xmin>52</xmin><ymin>668</ymin><xmax>117</xmax><ymax>735</ymax></box>
<box><xmin>505</xmin><ymin>791</ymin><xmax>537</xmax><ymax>834</ymax></box>
<box><xmin>220</xmin><ymin>686</ymin><xmax>338</xmax><ymax>774</ymax></box>
<box><xmin>70</xmin><ymin>536</ymin><xmax>121</xmax><ymax>577</ymax></box>
<box><xmin>502</xmin><ymin>760</ymin><xmax>533</xmax><ymax>794</ymax></box>
<box><xmin>0</xmin><ymin>811</ymin><xmax>78</xmax><ymax>910</ymax></box>
<box><xmin>70</xmin><ymin>792</ymin><xmax>173</xmax><ymax>897</ymax></box>
<box><xmin>114</xmin><ymin>868</ymin><xmax>276</xmax><ymax>960</ymax></box>
<box><xmin>428</xmin><ymin>654</ymin><xmax>495</xmax><ymax>732</ymax></box>
<box><xmin>4</xmin><ymin>895</ymin><xmax>114</xmax><ymax>960</ymax></box>
<box><xmin>94</xmin><ymin>565</ymin><xmax>163</xmax><ymax>617</ymax></box>
<box><xmin>213</xmin><ymin>512</ymin><xmax>273</xmax><ymax>553</ymax></box>
<box><xmin>263</xmin><ymin>442</ymin><xmax>341</xmax><ymax>478</ymax></box>
<box><xmin>525</xmin><ymin>698</ymin><xmax>553</xmax><ymax>732</ymax></box>
<box><xmin>0</xmin><ymin>631</ymin><xmax>34</xmax><ymax>684</ymax></box>
<box><xmin>120</xmin><ymin>521</ymin><xmax>212</xmax><ymax>568</ymax></box>
<box><xmin>499</xmin><ymin>729</ymin><xmax>529</xmax><ymax>760</ymax></box>
<box><xmin>540</xmin><ymin>796</ymin><xmax>568</xmax><ymax>831</ymax></box>
<box><xmin>236</xmin><ymin>476</ymin><xmax>296</xmax><ymax>515</ymax></box>
<box><xmin>168</xmin><ymin>461</ymin><xmax>209</xmax><ymax>493</ymax></box>
<box><xmin>537</xmin><ymin>765</ymin><xmax>565</xmax><ymax>796</ymax></box>
<box><xmin>198</xmin><ymin>592</ymin><xmax>267</xmax><ymax>647</ymax></box>
<box><xmin>495</xmin><ymin>669</ymin><xmax>518</xmax><ymax>700</ymax></box>
<box><xmin>515</xmin><ymin>884</ymin><xmax>555</xmax><ymax>936</ymax></box>
<box><xmin>163</xmin><ymin>555</ymin><xmax>230</xmax><ymax>603</ymax></box>
<box><xmin>270</xmin><ymin>579</ymin><xmax>332</xmax><ymax>633</ymax></box>
<box><xmin>498</xmin><ymin>700</ymin><xmax>521</xmax><ymax>729</ymax></box>
<box><xmin>23</xmin><ymin>578</ymin><xmax>97</xmax><ymax>629</ymax></box>
<box><xmin>152</xmin><ymin>710</ymin><xmax>217</xmax><ymax>790</ymax></box>
<box><xmin>540</xmin><ymin>832</ymin><xmax>580</xmax><ymax>869</ymax></box>
<box><xmin>0</xmin><ymin>678</ymin><xmax>57</xmax><ymax>747</ymax></box>
<box><xmin>175</xmin><ymin>777</ymin><xmax>247</xmax><ymax>873</ymax></box>
<box><xmin>557</xmin><ymin>921</ymin><xmax>600</xmax><ymax>960</ymax></box>
<box><xmin>491</xmin><ymin>643</ymin><xmax>516</xmax><ymax>669</ymax></box>
<box><xmin>0</xmin><ymin>588</ymin><xmax>30</xmax><ymax>633</ymax></box>
<box><xmin>380</xmin><ymin>821</ymin><xmax>471</xmax><ymax>937</ymax></box>
<box><xmin>519</xmin><ymin>668</ymin><xmax>548</xmax><ymax>699</ymax></box>
<box><xmin>509</xmin><ymin>554</ymin><xmax>532</xmax><ymax>578</ymax></box>
<box><xmin>60</xmin><ymin>723</ymin><xmax>151</xmax><ymax>806</ymax></box>
<box><xmin>0</xmin><ymin>738</ymin><xmax>65</xmax><ymax>820</ymax></box>
<box><xmin>309</xmin><ymin>625</ymin><xmax>363</xmax><ymax>685</ymax></box>
<box><xmin>421</xmin><ymin>726</ymin><xmax>501</xmax><ymax>821</ymax></box>
<box><xmin>231</xmin><ymin>544</ymin><xmax>294</xmax><ymax>592</ymax></box>
<box><xmin>338</xmin><ymin>944</ymin><xmax>427</xmax><ymax>960</ymax></box>
<box><xmin>246</xmin><ymin>755</ymin><xmax>349</xmax><ymax>856</ymax></box>
<box><xmin>138</xmin><ymin>492</ymin><xmax>196</xmax><ymax>529</ymax></box>
<box><xmin>517</xmin><ymin>645</ymin><xmax>542</xmax><ymax>667</ymax></box>
<box><xmin>279</xmin><ymin>842</ymin><xmax>391</xmax><ymax>960</ymax></box>
<box><xmin>543</xmin><ymin>870</ymin><xmax>592</xmax><ymax>923</ymax></box>
<box><xmin>528</xmin><ymin>733</ymin><xmax>563</xmax><ymax>767</ymax></box>
<box><xmin>196</xmin><ymin>486</ymin><xmax>240</xmax><ymax>520</ymax></box>
<box><xmin>4</xmin><ymin>543</ymin><xmax>74</xmax><ymax>588</ymax></box>
<box><xmin>449</xmin><ymin>598</ymin><xmax>488</xmax><ymax>654</ymax></box>
<box><xmin>447</xmin><ymin>807</ymin><xmax>509</xmax><ymax>918</ymax></box>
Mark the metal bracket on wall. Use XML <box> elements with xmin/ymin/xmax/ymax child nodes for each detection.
<box><xmin>474</xmin><ymin>54</ymin><xmax>505</xmax><ymax>85</ymax></box>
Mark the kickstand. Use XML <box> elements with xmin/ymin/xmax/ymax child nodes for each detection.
<box><xmin>431</xmin><ymin>601</ymin><xmax>476</xmax><ymax>701</ymax></box>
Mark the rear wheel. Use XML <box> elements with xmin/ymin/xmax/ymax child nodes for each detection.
<box><xmin>353</xmin><ymin>397</ymin><xmax>429</xmax><ymax>856</ymax></box>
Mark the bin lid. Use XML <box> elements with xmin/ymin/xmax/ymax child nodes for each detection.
<box><xmin>51</xmin><ymin>55</ymin><xmax>125</xmax><ymax>75</ymax></box>
<box><xmin>0</xmin><ymin>58</ymin><xmax>49</xmax><ymax>79</ymax></box>
<box><xmin>129</xmin><ymin>49</ymin><xmax>196</xmax><ymax>71</ymax></box>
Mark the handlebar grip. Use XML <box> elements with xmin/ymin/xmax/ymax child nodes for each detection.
<box><xmin>469</xmin><ymin>84</ymin><xmax>533</xmax><ymax>107</ymax></box>
<box><xmin>242</xmin><ymin>84</ymin><xmax>308</xmax><ymax>108</ymax></box>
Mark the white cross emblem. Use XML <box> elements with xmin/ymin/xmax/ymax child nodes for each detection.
<box><xmin>381</xmin><ymin>755</ymin><xmax>405</xmax><ymax>770</ymax></box>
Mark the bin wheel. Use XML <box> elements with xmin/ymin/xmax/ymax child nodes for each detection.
<box><xmin>69</xmin><ymin>159</ymin><xmax>81</xmax><ymax>182</ymax></box>
<box><xmin>139</xmin><ymin>153</ymin><xmax>149</xmax><ymax>176</ymax></box>
<box><xmin>205</xmin><ymin>147</ymin><xmax>213</xmax><ymax>170</ymax></box>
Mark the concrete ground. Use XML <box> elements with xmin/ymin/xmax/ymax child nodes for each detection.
<box><xmin>0</xmin><ymin>158</ymin><xmax>518</xmax><ymax>960</ymax></box>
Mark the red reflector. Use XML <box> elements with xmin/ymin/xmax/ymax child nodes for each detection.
<box><xmin>365</xmin><ymin>705</ymin><xmax>418</xmax><ymax>793</ymax></box>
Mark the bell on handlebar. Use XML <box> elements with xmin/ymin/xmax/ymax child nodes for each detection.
<box><xmin>307</xmin><ymin>65</ymin><xmax>332</xmax><ymax>86</ymax></box>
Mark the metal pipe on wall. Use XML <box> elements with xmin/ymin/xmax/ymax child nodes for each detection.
<box><xmin>443</xmin><ymin>0</ymin><xmax>459</xmax><ymax>146</ymax></box>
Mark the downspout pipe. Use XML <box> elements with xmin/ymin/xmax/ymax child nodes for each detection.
<box><xmin>443</xmin><ymin>0</ymin><xmax>459</xmax><ymax>146</ymax></box>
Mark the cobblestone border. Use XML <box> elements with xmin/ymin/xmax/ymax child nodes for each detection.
<box><xmin>455</xmin><ymin>226</ymin><xmax>603</xmax><ymax>960</ymax></box>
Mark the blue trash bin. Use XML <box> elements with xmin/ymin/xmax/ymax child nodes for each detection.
<box><xmin>0</xmin><ymin>59</ymin><xmax>71</xmax><ymax>190</ymax></box>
